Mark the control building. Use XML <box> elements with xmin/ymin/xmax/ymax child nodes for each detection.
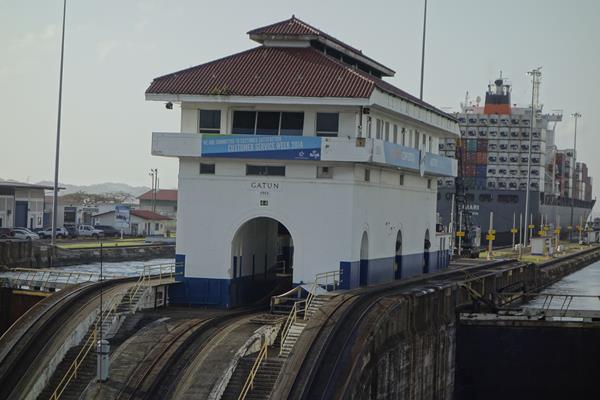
<box><xmin>146</xmin><ymin>17</ymin><xmax>459</xmax><ymax>307</ymax></box>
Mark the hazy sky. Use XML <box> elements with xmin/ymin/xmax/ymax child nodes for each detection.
<box><xmin>1</xmin><ymin>0</ymin><xmax>599</xmax><ymax>197</ymax></box>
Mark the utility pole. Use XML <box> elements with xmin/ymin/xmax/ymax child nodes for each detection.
<box><xmin>569</xmin><ymin>112</ymin><xmax>581</xmax><ymax>241</ymax></box>
<box><xmin>51</xmin><ymin>0</ymin><xmax>67</xmax><ymax>246</ymax></box>
<box><xmin>419</xmin><ymin>0</ymin><xmax>428</xmax><ymax>100</ymax></box>
<box><xmin>523</xmin><ymin>67</ymin><xmax>542</xmax><ymax>247</ymax></box>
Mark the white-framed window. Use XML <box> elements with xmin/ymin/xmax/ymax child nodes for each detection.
<box><xmin>317</xmin><ymin>166</ymin><xmax>333</xmax><ymax>179</ymax></box>
<box><xmin>246</xmin><ymin>165</ymin><xmax>286</xmax><ymax>176</ymax></box>
<box><xmin>393</xmin><ymin>125</ymin><xmax>398</xmax><ymax>143</ymax></box>
<box><xmin>367</xmin><ymin>116</ymin><xmax>372</xmax><ymax>138</ymax></box>
<box><xmin>385</xmin><ymin>121</ymin><xmax>390</xmax><ymax>141</ymax></box>
<box><xmin>399</xmin><ymin>174</ymin><xmax>405</xmax><ymax>186</ymax></box>
<box><xmin>401</xmin><ymin>127</ymin><xmax>406</xmax><ymax>146</ymax></box>
<box><xmin>376</xmin><ymin>119</ymin><xmax>382</xmax><ymax>139</ymax></box>
<box><xmin>232</xmin><ymin>111</ymin><xmax>304</xmax><ymax>135</ymax></box>
<box><xmin>364</xmin><ymin>168</ymin><xmax>371</xmax><ymax>182</ymax></box>
<box><xmin>199</xmin><ymin>110</ymin><xmax>221</xmax><ymax>133</ymax></box>
<box><xmin>316</xmin><ymin>112</ymin><xmax>339</xmax><ymax>137</ymax></box>
<box><xmin>200</xmin><ymin>163</ymin><xmax>215</xmax><ymax>174</ymax></box>
<box><xmin>428</xmin><ymin>136</ymin><xmax>432</xmax><ymax>152</ymax></box>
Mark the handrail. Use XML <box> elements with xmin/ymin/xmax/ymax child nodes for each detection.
<box><xmin>279</xmin><ymin>300</ymin><xmax>305</xmax><ymax>357</ymax></box>
<box><xmin>49</xmin><ymin>292</ymin><xmax>122</xmax><ymax>400</ymax></box>
<box><xmin>238</xmin><ymin>340</ymin><xmax>269</xmax><ymax>400</ymax></box>
<box><xmin>48</xmin><ymin>263</ymin><xmax>178</xmax><ymax>400</ymax></box>
<box><xmin>305</xmin><ymin>270</ymin><xmax>340</xmax><ymax>318</ymax></box>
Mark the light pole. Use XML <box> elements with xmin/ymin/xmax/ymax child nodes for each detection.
<box><xmin>51</xmin><ymin>0</ymin><xmax>67</xmax><ymax>246</ymax></box>
<box><xmin>523</xmin><ymin>67</ymin><xmax>541</xmax><ymax>247</ymax></box>
<box><xmin>419</xmin><ymin>0</ymin><xmax>428</xmax><ymax>100</ymax></box>
<box><xmin>569</xmin><ymin>112</ymin><xmax>581</xmax><ymax>241</ymax></box>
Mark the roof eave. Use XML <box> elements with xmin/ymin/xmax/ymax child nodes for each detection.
<box><xmin>145</xmin><ymin>93</ymin><xmax>371</xmax><ymax>106</ymax></box>
<box><xmin>317</xmin><ymin>37</ymin><xmax>395</xmax><ymax>77</ymax></box>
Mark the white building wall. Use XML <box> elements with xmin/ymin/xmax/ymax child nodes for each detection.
<box><xmin>176</xmin><ymin>158</ymin><xmax>439</xmax><ymax>286</ymax></box>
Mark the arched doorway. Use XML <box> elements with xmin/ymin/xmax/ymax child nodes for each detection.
<box><xmin>359</xmin><ymin>231</ymin><xmax>369</xmax><ymax>286</ymax></box>
<box><xmin>231</xmin><ymin>217</ymin><xmax>294</xmax><ymax>305</ymax></box>
<box><xmin>423</xmin><ymin>229</ymin><xmax>431</xmax><ymax>274</ymax></box>
<box><xmin>394</xmin><ymin>230</ymin><xmax>402</xmax><ymax>279</ymax></box>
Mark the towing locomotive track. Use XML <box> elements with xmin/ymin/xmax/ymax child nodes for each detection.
<box><xmin>284</xmin><ymin>258</ymin><xmax>522</xmax><ymax>399</ymax></box>
<box><xmin>116</xmin><ymin>307</ymin><xmax>262</xmax><ymax>400</ymax></box>
<box><xmin>0</xmin><ymin>277</ymin><xmax>137</xmax><ymax>400</ymax></box>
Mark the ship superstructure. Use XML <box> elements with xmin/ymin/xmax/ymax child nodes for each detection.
<box><xmin>438</xmin><ymin>75</ymin><xmax>594</xmax><ymax>245</ymax></box>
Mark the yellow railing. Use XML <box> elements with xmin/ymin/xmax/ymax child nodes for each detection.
<box><xmin>238</xmin><ymin>340</ymin><xmax>269</xmax><ymax>400</ymax></box>
<box><xmin>49</xmin><ymin>293</ymin><xmax>122</xmax><ymax>400</ymax></box>
<box><xmin>49</xmin><ymin>263</ymin><xmax>177</xmax><ymax>400</ymax></box>
<box><xmin>279</xmin><ymin>299</ymin><xmax>305</xmax><ymax>357</ymax></box>
<box><xmin>305</xmin><ymin>270</ymin><xmax>340</xmax><ymax>319</ymax></box>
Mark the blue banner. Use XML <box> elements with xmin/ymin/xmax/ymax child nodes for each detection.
<box><xmin>383</xmin><ymin>142</ymin><xmax>420</xmax><ymax>170</ymax></box>
<box><xmin>422</xmin><ymin>152</ymin><xmax>457</xmax><ymax>177</ymax></box>
<box><xmin>202</xmin><ymin>135</ymin><xmax>322</xmax><ymax>160</ymax></box>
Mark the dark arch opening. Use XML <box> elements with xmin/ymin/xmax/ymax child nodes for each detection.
<box><xmin>395</xmin><ymin>230</ymin><xmax>403</xmax><ymax>279</ymax></box>
<box><xmin>359</xmin><ymin>231</ymin><xmax>369</xmax><ymax>287</ymax></box>
<box><xmin>231</xmin><ymin>217</ymin><xmax>293</xmax><ymax>306</ymax></box>
<box><xmin>423</xmin><ymin>229</ymin><xmax>431</xmax><ymax>274</ymax></box>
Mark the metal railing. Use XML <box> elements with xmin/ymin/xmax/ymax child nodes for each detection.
<box><xmin>49</xmin><ymin>292</ymin><xmax>123</xmax><ymax>400</ymax></box>
<box><xmin>127</xmin><ymin>263</ymin><xmax>176</xmax><ymax>307</ymax></box>
<box><xmin>279</xmin><ymin>300</ymin><xmax>306</xmax><ymax>357</ymax></box>
<box><xmin>305</xmin><ymin>270</ymin><xmax>340</xmax><ymax>318</ymax></box>
<box><xmin>238</xmin><ymin>340</ymin><xmax>269</xmax><ymax>400</ymax></box>
<box><xmin>4</xmin><ymin>268</ymin><xmax>122</xmax><ymax>291</ymax></box>
<box><xmin>49</xmin><ymin>263</ymin><xmax>178</xmax><ymax>400</ymax></box>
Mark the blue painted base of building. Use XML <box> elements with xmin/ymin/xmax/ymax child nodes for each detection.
<box><xmin>339</xmin><ymin>250</ymin><xmax>450</xmax><ymax>290</ymax></box>
<box><xmin>170</xmin><ymin>254</ymin><xmax>292</xmax><ymax>308</ymax></box>
<box><xmin>171</xmin><ymin>251</ymin><xmax>450</xmax><ymax>307</ymax></box>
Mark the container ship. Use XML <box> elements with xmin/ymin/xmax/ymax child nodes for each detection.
<box><xmin>437</xmin><ymin>74</ymin><xmax>595</xmax><ymax>246</ymax></box>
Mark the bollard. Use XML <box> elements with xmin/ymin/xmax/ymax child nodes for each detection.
<box><xmin>97</xmin><ymin>339</ymin><xmax>110</xmax><ymax>382</ymax></box>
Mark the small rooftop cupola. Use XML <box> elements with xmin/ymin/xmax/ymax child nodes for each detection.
<box><xmin>483</xmin><ymin>75</ymin><xmax>512</xmax><ymax>115</ymax></box>
<box><xmin>248</xmin><ymin>16</ymin><xmax>395</xmax><ymax>78</ymax></box>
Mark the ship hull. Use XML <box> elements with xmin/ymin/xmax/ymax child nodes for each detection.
<box><xmin>437</xmin><ymin>188</ymin><xmax>593</xmax><ymax>246</ymax></box>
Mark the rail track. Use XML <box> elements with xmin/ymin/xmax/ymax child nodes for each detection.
<box><xmin>116</xmin><ymin>308</ymin><xmax>261</xmax><ymax>400</ymax></box>
<box><xmin>287</xmin><ymin>258</ymin><xmax>521</xmax><ymax>399</ymax></box>
<box><xmin>0</xmin><ymin>277</ymin><xmax>136</xmax><ymax>400</ymax></box>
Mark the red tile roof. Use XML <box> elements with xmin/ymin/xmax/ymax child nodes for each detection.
<box><xmin>247</xmin><ymin>16</ymin><xmax>393</xmax><ymax>76</ymax></box>
<box><xmin>131</xmin><ymin>209</ymin><xmax>173</xmax><ymax>221</ymax></box>
<box><xmin>138</xmin><ymin>189</ymin><xmax>178</xmax><ymax>202</ymax></box>
<box><xmin>146</xmin><ymin>46</ymin><xmax>452</xmax><ymax>119</ymax></box>
<box><xmin>248</xmin><ymin>16</ymin><xmax>320</xmax><ymax>36</ymax></box>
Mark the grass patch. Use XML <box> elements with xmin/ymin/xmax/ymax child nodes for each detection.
<box><xmin>57</xmin><ymin>238</ymin><xmax>147</xmax><ymax>249</ymax></box>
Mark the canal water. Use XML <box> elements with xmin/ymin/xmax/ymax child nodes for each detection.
<box><xmin>526</xmin><ymin>259</ymin><xmax>600</xmax><ymax>311</ymax></box>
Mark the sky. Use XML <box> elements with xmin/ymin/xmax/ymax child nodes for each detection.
<box><xmin>1</xmin><ymin>0</ymin><xmax>599</xmax><ymax>197</ymax></box>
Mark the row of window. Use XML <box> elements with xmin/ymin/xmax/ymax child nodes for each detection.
<box><xmin>487</xmin><ymin>155</ymin><xmax>541</xmax><ymax>164</ymax></box>
<box><xmin>200</xmin><ymin>163</ymin><xmax>427</xmax><ymax>188</ymax></box>
<box><xmin>368</xmin><ymin>117</ymin><xmax>433</xmax><ymax>152</ymax></box>
<box><xmin>462</xmin><ymin>130</ymin><xmax>541</xmax><ymax>138</ymax></box>
<box><xmin>199</xmin><ymin>109</ymin><xmax>340</xmax><ymax>137</ymax></box>
<box><xmin>198</xmin><ymin>109</ymin><xmax>434</xmax><ymax>151</ymax></box>
<box><xmin>459</xmin><ymin>116</ymin><xmax>530</xmax><ymax>125</ymax></box>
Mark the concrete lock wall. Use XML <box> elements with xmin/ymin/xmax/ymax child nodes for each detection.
<box><xmin>343</xmin><ymin>288</ymin><xmax>457</xmax><ymax>399</ymax></box>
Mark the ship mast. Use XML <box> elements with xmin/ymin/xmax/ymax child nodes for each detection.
<box><xmin>523</xmin><ymin>67</ymin><xmax>542</xmax><ymax>247</ymax></box>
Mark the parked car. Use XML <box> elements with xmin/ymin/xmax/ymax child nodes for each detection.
<box><xmin>63</xmin><ymin>224</ymin><xmax>79</xmax><ymax>238</ymax></box>
<box><xmin>0</xmin><ymin>228</ymin><xmax>15</xmax><ymax>239</ymax></box>
<box><xmin>77</xmin><ymin>225</ymin><xmax>104</xmax><ymax>239</ymax></box>
<box><xmin>38</xmin><ymin>227</ymin><xmax>69</xmax><ymax>239</ymax></box>
<box><xmin>94</xmin><ymin>225</ymin><xmax>121</xmax><ymax>238</ymax></box>
<box><xmin>13</xmin><ymin>228</ymin><xmax>40</xmax><ymax>241</ymax></box>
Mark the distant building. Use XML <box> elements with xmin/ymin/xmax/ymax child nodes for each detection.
<box><xmin>138</xmin><ymin>189</ymin><xmax>177</xmax><ymax>218</ymax></box>
<box><xmin>93</xmin><ymin>209</ymin><xmax>173</xmax><ymax>236</ymax></box>
<box><xmin>0</xmin><ymin>180</ymin><xmax>53</xmax><ymax>229</ymax></box>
